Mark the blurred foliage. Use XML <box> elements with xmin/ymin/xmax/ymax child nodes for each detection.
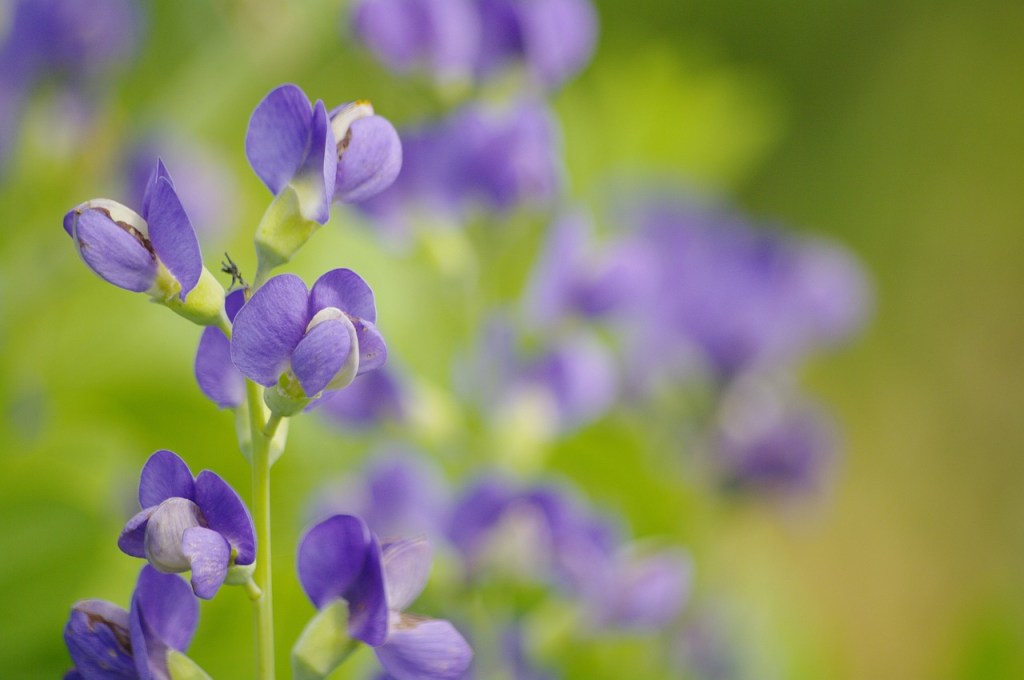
<box><xmin>1</xmin><ymin>0</ymin><xmax>1023</xmax><ymax>679</ymax></box>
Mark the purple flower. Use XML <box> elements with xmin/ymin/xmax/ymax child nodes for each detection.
<box><xmin>64</xmin><ymin>565</ymin><xmax>198</xmax><ymax>680</ymax></box>
<box><xmin>194</xmin><ymin>289</ymin><xmax>247</xmax><ymax>408</ymax></box>
<box><xmin>713</xmin><ymin>377</ymin><xmax>837</xmax><ymax>496</ymax></box>
<box><xmin>524</xmin><ymin>211</ymin><xmax>658</xmax><ymax>327</ymax></box>
<box><xmin>476</xmin><ymin>0</ymin><xmax>598</xmax><ymax>88</ymax></box>
<box><xmin>585</xmin><ymin>547</ymin><xmax>693</xmax><ymax>631</ymax></box>
<box><xmin>309</xmin><ymin>450</ymin><xmax>447</xmax><ymax>540</ymax></box>
<box><xmin>229</xmin><ymin>268</ymin><xmax>386</xmax><ymax>411</ymax></box>
<box><xmin>358</xmin><ymin>100</ymin><xmax>560</xmax><ymax>236</ymax></box>
<box><xmin>298</xmin><ymin>514</ymin><xmax>473</xmax><ymax>679</ymax></box>
<box><xmin>246</xmin><ymin>84</ymin><xmax>401</xmax><ymax>224</ymax></box>
<box><xmin>620</xmin><ymin>200</ymin><xmax>870</xmax><ymax>380</ymax></box>
<box><xmin>315</xmin><ymin>367</ymin><xmax>406</xmax><ymax>429</ymax></box>
<box><xmin>117</xmin><ymin>450</ymin><xmax>255</xmax><ymax>599</ymax></box>
<box><xmin>0</xmin><ymin>0</ymin><xmax>141</xmax><ymax>174</ymax></box>
<box><xmin>351</xmin><ymin>0</ymin><xmax>480</xmax><ymax>83</ymax></box>
<box><xmin>63</xmin><ymin>160</ymin><xmax>202</xmax><ymax>300</ymax></box>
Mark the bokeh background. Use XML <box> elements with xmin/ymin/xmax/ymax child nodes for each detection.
<box><xmin>1</xmin><ymin>0</ymin><xmax>1022</xmax><ymax>678</ymax></box>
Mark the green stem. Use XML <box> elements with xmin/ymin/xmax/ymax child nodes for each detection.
<box><xmin>246</xmin><ymin>379</ymin><xmax>276</xmax><ymax>680</ymax></box>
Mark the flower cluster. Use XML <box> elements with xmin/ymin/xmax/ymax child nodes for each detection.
<box><xmin>351</xmin><ymin>0</ymin><xmax>598</xmax><ymax>88</ymax></box>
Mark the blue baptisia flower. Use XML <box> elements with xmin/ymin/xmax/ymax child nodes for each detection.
<box><xmin>62</xmin><ymin>160</ymin><xmax>226</xmax><ymax>326</ymax></box>
<box><xmin>349</xmin><ymin>0</ymin><xmax>597</xmax><ymax>89</ymax></box>
<box><xmin>351</xmin><ymin>0</ymin><xmax>481</xmax><ymax>84</ymax></box>
<box><xmin>64</xmin><ymin>565</ymin><xmax>198</xmax><ymax>680</ymax></box>
<box><xmin>118</xmin><ymin>450</ymin><xmax>256</xmax><ymax>600</ymax></box>
<box><xmin>297</xmin><ymin>514</ymin><xmax>473</xmax><ymax>679</ymax></box>
<box><xmin>230</xmin><ymin>268</ymin><xmax>387</xmax><ymax>414</ymax></box>
<box><xmin>246</xmin><ymin>84</ymin><xmax>402</xmax><ymax>221</ymax></box>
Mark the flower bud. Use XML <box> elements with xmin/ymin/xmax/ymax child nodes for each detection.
<box><xmin>145</xmin><ymin>497</ymin><xmax>203</xmax><ymax>573</ymax></box>
<box><xmin>330</xmin><ymin>101</ymin><xmax>402</xmax><ymax>204</ymax></box>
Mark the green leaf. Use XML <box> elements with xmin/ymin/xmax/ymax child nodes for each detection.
<box><xmin>292</xmin><ymin>599</ymin><xmax>362</xmax><ymax>680</ymax></box>
<box><xmin>167</xmin><ymin>649</ymin><xmax>214</xmax><ymax>680</ymax></box>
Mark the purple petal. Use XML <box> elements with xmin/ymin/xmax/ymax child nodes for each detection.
<box><xmin>182</xmin><ymin>527</ymin><xmax>231</xmax><ymax>600</ymax></box>
<box><xmin>64</xmin><ymin>600</ymin><xmax>135</xmax><ymax>680</ymax></box>
<box><xmin>245</xmin><ymin>84</ymin><xmax>313</xmax><ymax>195</ymax></box>
<box><xmin>195</xmin><ymin>327</ymin><xmax>245</xmax><ymax>408</ymax></box>
<box><xmin>382</xmin><ymin>537</ymin><xmax>432</xmax><ymax>612</ymax></box>
<box><xmin>309</xmin><ymin>268</ymin><xmax>377</xmax><ymax>323</ymax></box>
<box><xmin>354</xmin><ymin>320</ymin><xmax>388</xmax><ymax>375</ymax></box>
<box><xmin>138</xmin><ymin>450</ymin><xmax>195</xmax><ymax>508</ymax></box>
<box><xmin>70</xmin><ymin>207</ymin><xmax>158</xmax><ymax>292</ymax></box>
<box><xmin>291</xmin><ymin>317</ymin><xmax>353</xmax><ymax>396</ymax></box>
<box><xmin>224</xmin><ymin>288</ymin><xmax>246</xmax><ymax>322</ymax></box>
<box><xmin>297</xmin><ymin>514</ymin><xmax>372</xmax><ymax>610</ymax></box>
<box><xmin>129</xmin><ymin>566</ymin><xmax>198</xmax><ymax>679</ymax></box>
<box><xmin>346</xmin><ymin>534</ymin><xmax>389</xmax><ymax>646</ymax></box>
<box><xmin>146</xmin><ymin>175</ymin><xmax>202</xmax><ymax>299</ymax></box>
<box><xmin>517</xmin><ymin>0</ymin><xmax>598</xmax><ymax>88</ymax></box>
<box><xmin>290</xmin><ymin>99</ymin><xmax>336</xmax><ymax>224</ymax></box>
<box><xmin>194</xmin><ymin>470</ymin><xmax>256</xmax><ymax>565</ymax></box>
<box><xmin>375</xmin><ymin>616</ymin><xmax>473</xmax><ymax>680</ymax></box>
<box><xmin>118</xmin><ymin>507</ymin><xmax>154</xmax><ymax>558</ymax></box>
<box><xmin>230</xmin><ymin>274</ymin><xmax>310</xmax><ymax>386</ymax></box>
<box><xmin>141</xmin><ymin>158</ymin><xmax>173</xmax><ymax>218</ymax></box>
<box><xmin>597</xmin><ymin>550</ymin><xmax>692</xmax><ymax>630</ymax></box>
<box><xmin>446</xmin><ymin>476</ymin><xmax>516</xmax><ymax>562</ymax></box>
<box><xmin>335</xmin><ymin>115</ymin><xmax>403</xmax><ymax>204</ymax></box>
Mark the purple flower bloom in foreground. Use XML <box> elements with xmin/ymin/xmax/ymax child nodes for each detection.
<box><xmin>194</xmin><ymin>289</ymin><xmax>246</xmax><ymax>408</ymax></box>
<box><xmin>246</xmin><ymin>84</ymin><xmax>401</xmax><ymax>223</ymax></box>
<box><xmin>230</xmin><ymin>268</ymin><xmax>386</xmax><ymax>405</ymax></box>
<box><xmin>64</xmin><ymin>565</ymin><xmax>198</xmax><ymax>680</ymax></box>
<box><xmin>352</xmin><ymin>0</ymin><xmax>481</xmax><ymax>83</ymax></box>
<box><xmin>63</xmin><ymin>160</ymin><xmax>203</xmax><ymax>300</ymax></box>
<box><xmin>298</xmin><ymin>514</ymin><xmax>473</xmax><ymax>679</ymax></box>
<box><xmin>118</xmin><ymin>450</ymin><xmax>255</xmax><ymax>599</ymax></box>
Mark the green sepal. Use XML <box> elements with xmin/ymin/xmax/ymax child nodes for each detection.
<box><xmin>254</xmin><ymin>187</ymin><xmax>321</xmax><ymax>283</ymax></box>
<box><xmin>264</xmin><ymin>372</ymin><xmax>311</xmax><ymax>418</ymax></box>
<box><xmin>292</xmin><ymin>599</ymin><xmax>361</xmax><ymax>680</ymax></box>
<box><xmin>224</xmin><ymin>560</ymin><xmax>256</xmax><ymax>586</ymax></box>
<box><xmin>155</xmin><ymin>267</ymin><xmax>228</xmax><ymax>327</ymax></box>
<box><xmin>166</xmin><ymin>649</ymin><xmax>213</xmax><ymax>680</ymax></box>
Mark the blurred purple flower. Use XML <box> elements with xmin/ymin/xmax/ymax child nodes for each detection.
<box><xmin>585</xmin><ymin>547</ymin><xmax>693</xmax><ymax>631</ymax></box>
<box><xmin>476</xmin><ymin>0</ymin><xmax>598</xmax><ymax>88</ymax></box>
<box><xmin>62</xmin><ymin>160</ymin><xmax>203</xmax><ymax>300</ymax></box>
<box><xmin>117</xmin><ymin>450</ymin><xmax>255</xmax><ymax>599</ymax></box>
<box><xmin>230</xmin><ymin>268</ymin><xmax>386</xmax><ymax>401</ymax></box>
<box><xmin>0</xmin><ymin>0</ymin><xmax>141</xmax><ymax>174</ymax></box>
<box><xmin>194</xmin><ymin>289</ymin><xmax>246</xmax><ymax>408</ymax></box>
<box><xmin>713</xmin><ymin>377</ymin><xmax>837</xmax><ymax>496</ymax></box>
<box><xmin>315</xmin><ymin>367</ymin><xmax>406</xmax><ymax>429</ymax></box>
<box><xmin>64</xmin><ymin>565</ymin><xmax>198</xmax><ymax>680</ymax></box>
<box><xmin>359</xmin><ymin>99</ymin><xmax>561</xmax><ymax>235</ymax></box>
<box><xmin>349</xmin><ymin>0</ymin><xmax>597</xmax><ymax>89</ymax></box>
<box><xmin>460</xmin><ymin>317</ymin><xmax>617</xmax><ymax>436</ymax></box>
<box><xmin>351</xmin><ymin>0</ymin><xmax>480</xmax><ymax>83</ymax></box>
<box><xmin>246</xmin><ymin>85</ymin><xmax>401</xmax><ymax>222</ymax></box>
<box><xmin>298</xmin><ymin>514</ymin><xmax>473</xmax><ymax>679</ymax></box>
<box><xmin>524</xmin><ymin>210</ymin><xmax>658</xmax><ymax>327</ymax></box>
<box><xmin>308</xmin><ymin>449</ymin><xmax>447</xmax><ymax>539</ymax></box>
<box><xmin>124</xmin><ymin>135</ymin><xmax>240</xmax><ymax>244</ymax></box>
<box><xmin>623</xmin><ymin>200</ymin><xmax>870</xmax><ymax>379</ymax></box>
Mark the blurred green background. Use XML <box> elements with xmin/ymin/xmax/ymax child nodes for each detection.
<box><xmin>1</xmin><ymin>0</ymin><xmax>1023</xmax><ymax>678</ymax></box>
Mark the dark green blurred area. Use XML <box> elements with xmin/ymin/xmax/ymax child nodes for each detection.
<box><xmin>1</xmin><ymin>0</ymin><xmax>1023</xmax><ymax>678</ymax></box>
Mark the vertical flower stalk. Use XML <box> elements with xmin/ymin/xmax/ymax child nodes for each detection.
<box><xmin>246</xmin><ymin>375</ymin><xmax>280</xmax><ymax>680</ymax></box>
